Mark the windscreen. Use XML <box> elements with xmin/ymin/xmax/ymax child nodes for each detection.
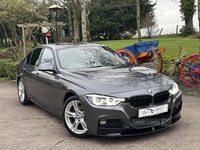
<box><xmin>57</xmin><ymin>46</ymin><xmax>127</xmax><ymax>69</ymax></box>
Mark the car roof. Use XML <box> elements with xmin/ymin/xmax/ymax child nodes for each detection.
<box><xmin>38</xmin><ymin>42</ymin><xmax>105</xmax><ymax>50</ymax></box>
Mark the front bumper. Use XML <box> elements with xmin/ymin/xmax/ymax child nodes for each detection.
<box><xmin>81</xmin><ymin>90</ymin><xmax>182</xmax><ymax>136</ymax></box>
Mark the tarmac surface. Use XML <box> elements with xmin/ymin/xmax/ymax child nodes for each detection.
<box><xmin>0</xmin><ymin>82</ymin><xmax>200</xmax><ymax>150</ymax></box>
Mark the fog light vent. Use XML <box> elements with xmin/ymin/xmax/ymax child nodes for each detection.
<box><xmin>99</xmin><ymin>120</ymin><xmax>107</xmax><ymax>125</ymax></box>
<box><xmin>99</xmin><ymin>119</ymin><xmax>122</xmax><ymax>127</ymax></box>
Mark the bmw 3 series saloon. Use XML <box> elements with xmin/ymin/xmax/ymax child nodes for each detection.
<box><xmin>16</xmin><ymin>43</ymin><xmax>182</xmax><ymax>138</ymax></box>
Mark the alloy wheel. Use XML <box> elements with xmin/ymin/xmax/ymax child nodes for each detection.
<box><xmin>64</xmin><ymin>100</ymin><xmax>88</xmax><ymax>135</ymax></box>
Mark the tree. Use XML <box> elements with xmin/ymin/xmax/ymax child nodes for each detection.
<box><xmin>198</xmin><ymin>0</ymin><xmax>200</xmax><ymax>36</ymax></box>
<box><xmin>179</xmin><ymin>0</ymin><xmax>196</xmax><ymax>36</ymax></box>
<box><xmin>141</xmin><ymin>14</ymin><xmax>158</xmax><ymax>37</ymax></box>
<box><xmin>179</xmin><ymin>0</ymin><xmax>196</xmax><ymax>29</ymax></box>
<box><xmin>0</xmin><ymin>0</ymin><xmax>156</xmax><ymax>46</ymax></box>
<box><xmin>80</xmin><ymin>0</ymin><xmax>87</xmax><ymax>42</ymax></box>
<box><xmin>89</xmin><ymin>0</ymin><xmax>155</xmax><ymax>40</ymax></box>
<box><xmin>64</xmin><ymin>0</ymin><xmax>89</xmax><ymax>42</ymax></box>
<box><xmin>136</xmin><ymin>0</ymin><xmax>142</xmax><ymax>42</ymax></box>
<box><xmin>40</xmin><ymin>0</ymin><xmax>156</xmax><ymax>42</ymax></box>
<box><xmin>0</xmin><ymin>0</ymin><xmax>50</xmax><ymax>57</ymax></box>
<box><xmin>71</xmin><ymin>0</ymin><xmax>81</xmax><ymax>42</ymax></box>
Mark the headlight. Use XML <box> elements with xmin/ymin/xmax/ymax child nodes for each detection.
<box><xmin>86</xmin><ymin>94</ymin><xmax>125</xmax><ymax>106</ymax></box>
<box><xmin>169</xmin><ymin>82</ymin><xmax>179</xmax><ymax>95</ymax></box>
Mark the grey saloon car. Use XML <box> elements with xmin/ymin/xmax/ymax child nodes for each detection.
<box><xmin>16</xmin><ymin>43</ymin><xmax>182</xmax><ymax>138</ymax></box>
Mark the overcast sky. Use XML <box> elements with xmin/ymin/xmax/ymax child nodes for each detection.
<box><xmin>152</xmin><ymin>0</ymin><xmax>198</xmax><ymax>34</ymax></box>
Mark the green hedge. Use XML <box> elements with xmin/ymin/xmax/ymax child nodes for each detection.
<box><xmin>0</xmin><ymin>59</ymin><xmax>9</xmax><ymax>77</ymax></box>
<box><xmin>0</xmin><ymin>59</ymin><xmax>19</xmax><ymax>80</ymax></box>
<box><xmin>6</xmin><ymin>61</ymin><xmax>19</xmax><ymax>80</ymax></box>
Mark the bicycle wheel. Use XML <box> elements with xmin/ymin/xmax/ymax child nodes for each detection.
<box><xmin>179</xmin><ymin>54</ymin><xmax>200</xmax><ymax>88</ymax></box>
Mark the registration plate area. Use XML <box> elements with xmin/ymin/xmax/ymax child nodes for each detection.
<box><xmin>138</xmin><ymin>104</ymin><xmax>168</xmax><ymax>118</ymax></box>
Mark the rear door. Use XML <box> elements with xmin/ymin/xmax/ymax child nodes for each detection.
<box><xmin>22</xmin><ymin>48</ymin><xmax>43</xmax><ymax>99</ymax></box>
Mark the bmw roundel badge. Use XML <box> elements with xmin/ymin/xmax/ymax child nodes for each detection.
<box><xmin>147</xmin><ymin>89</ymin><xmax>153</xmax><ymax>93</ymax></box>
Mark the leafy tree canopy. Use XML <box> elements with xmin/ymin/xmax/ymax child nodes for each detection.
<box><xmin>89</xmin><ymin>0</ymin><xmax>156</xmax><ymax>40</ymax></box>
<box><xmin>0</xmin><ymin>0</ymin><xmax>50</xmax><ymax>25</ymax></box>
<box><xmin>179</xmin><ymin>0</ymin><xmax>196</xmax><ymax>27</ymax></box>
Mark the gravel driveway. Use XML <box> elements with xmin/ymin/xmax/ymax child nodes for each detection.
<box><xmin>0</xmin><ymin>82</ymin><xmax>200</xmax><ymax>150</ymax></box>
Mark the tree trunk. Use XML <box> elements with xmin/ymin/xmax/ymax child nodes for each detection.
<box><xmin>180</xmin><ymin>0</ymin><xmax>195</xmax><ymax>30</ymax></box>
<box><xmin>80</xmin><ymin>0</ymin><xmax>87</xmax><ymax>42</ymax></box>
<box><xmin>73</xmin><ymin>8</ymin><xmax>80</xmax><ymax>43</ymax></box>
<box><xmin>67</xmin><ymin>2</ymin><xmax>73</xmax><ymax>39</ymax></box>
<box><xmin>147</xmin><ymin>27</ymin><xmax>151</xmax><ymax>38</ymax></box>
<box><xmin>136</xmin><ymin>0</ymin><xmax>142</xmax><ymax>42</ymax></box>
<box><xmin>185</xmin><ymin>16</ymin><xmax>194</xmax><ymax>28</ymax></box>
<box><xmin>86</xmin><ymin>14</ymin><xmax>91</xmax><ymax>42</ymax></box>
<box><xmin>0</xmin><ymin>37</ymin><xmax>3</xmax><ymax>47</ymax></box>
<box><xmin>198</xmin><ymin>0</ymin><xmax>200</xmax><ymax>36</ymax></box>
<box><xmin>9</xmin><ymin>25</ymin><xmax>19</xmax><ymax>58</ymax></box>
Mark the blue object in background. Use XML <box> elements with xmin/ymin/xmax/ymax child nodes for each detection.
<box><xmin>124</xmin><ymin>40</ymin><xmax>159</xmax><ymax>55</ymax></box>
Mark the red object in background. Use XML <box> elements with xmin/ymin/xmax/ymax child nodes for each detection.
<box><xmin>46</xmin><ymin>33</ymin><xmax>51</xmax><ymax>38</ymax></box>
<box><xmin>19</xmin><ymin>40</ymin><xmax>23</xmax><ymax>45</ymax></box>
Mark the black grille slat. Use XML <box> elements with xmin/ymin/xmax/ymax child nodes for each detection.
<box><xmin>154</xmin><ymin>91</ymin><xmax>169</xmax><ymax>104</ymax></box>
<box><xmin>130</xmin><ymin>91</ymin><xmax>170</xmax><ymax>107</ymax></box>
<box><xmin>130</xmin><ymin>95</ymin><xmax>151</xmax><ymax>107</ymax></box>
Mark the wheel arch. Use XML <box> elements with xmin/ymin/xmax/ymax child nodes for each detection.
<box><xmin>16</xmin><ymin>76</ymin><xmax>21</xmax><ymax>84</ymax></box>
<box><xmin>63</xmin><ymin>91</ymin><xmax>77</xmax><ymax>105</ymax></box>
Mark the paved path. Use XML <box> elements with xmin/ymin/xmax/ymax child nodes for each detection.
<box><xmin>0</xmin><ymin>82</ymin><xmax>200</xmax><ymax>150</ymax></box>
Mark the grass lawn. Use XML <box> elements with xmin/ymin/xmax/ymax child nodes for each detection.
<box><xmin>96</xmin><ymin>37</ymin><xmax>200</xmax><ymax>59</ymax></box>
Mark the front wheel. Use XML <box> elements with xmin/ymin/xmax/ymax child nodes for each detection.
<box><xmin>63</xmin><ymin>96</ymin><xmax>90</xmax><ymax>138</ymax></box>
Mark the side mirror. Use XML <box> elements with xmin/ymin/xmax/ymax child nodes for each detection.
<box><xmin>38</xmin><ymin>63</ymin><xmax>56</xmax><ymax>72</ymax></box>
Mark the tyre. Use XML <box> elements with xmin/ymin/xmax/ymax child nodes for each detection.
<box><xmin>63</xmin><ymin>96</ymin><xmax>90</xmax><ymax>138</ymax></box>
<box><xmin>17</xmin><ymin>79</ymin><xmax>32</xmax><ymax>105</ymax></box>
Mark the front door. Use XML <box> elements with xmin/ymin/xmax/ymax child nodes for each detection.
<box><xmin>34</xmin><ymin>48</ymin><xmax>58</xmax><ymax>110</ymax></box>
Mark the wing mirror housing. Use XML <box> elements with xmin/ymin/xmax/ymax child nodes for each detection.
<box><xmin>38</xmin><ymin>63</ymin><xmax>57</xmax><ymax>73</ymax></box>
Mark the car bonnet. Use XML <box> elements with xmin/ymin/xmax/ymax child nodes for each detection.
<box><xmin>61</xmin><ymin>66</ymin><xmax>174</xmax><ymax>95</ymax></box>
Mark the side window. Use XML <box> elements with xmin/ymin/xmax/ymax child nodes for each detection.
<box><xmin>40</xmin><ymin>48</ymin><xmax>54</xmax><ymax>66</ymax></box>
<box><xmin>25</xmin><ymin>52</ymin><xmax>33</xmax><ymax>64</ymax></box>
<box><xmin>30</xmin><ymin>48</ymin><xmax>42</xmax><ymax>66</ymax></box>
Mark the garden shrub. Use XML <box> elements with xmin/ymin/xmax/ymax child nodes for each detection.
<box><xmin>179</xmin><ymin>25</ymin><xmax>196</xmax><ymax>37</ymax></box>
<box><xmin>6</xmin><ymin>61</ymin><xmax>19</xmax><ymax>80</ymax></box>
<box><xmin>0</xmin><ymin>59</ymin><xmax>9</xmax><ymax>77</ymax></box>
